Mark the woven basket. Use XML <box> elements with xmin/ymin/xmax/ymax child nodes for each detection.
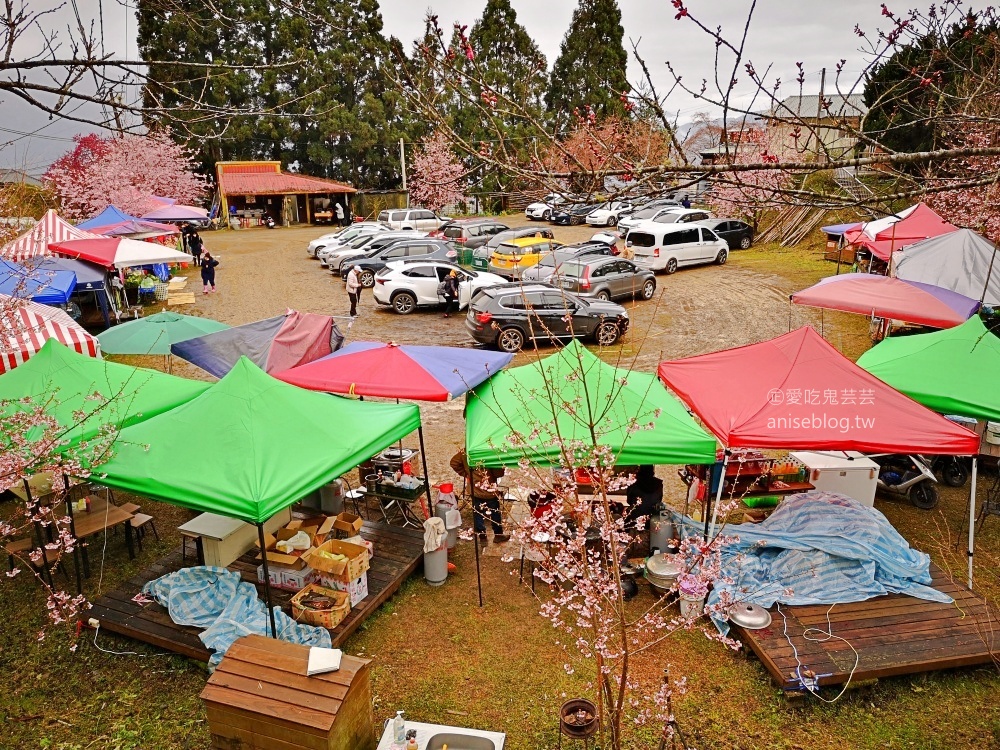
<box><xmin>291</xmin><ymin>583</ymin><xmax>350</xmax><ymax>628</ymax></box>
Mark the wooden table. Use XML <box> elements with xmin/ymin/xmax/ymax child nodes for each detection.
<box><xmin>63</xmin><ymin>496</ymin><xmax>136</xmax><ymax>575</ymax></box>
<box><xmin>7</xmin><ymin>473</ymin><xmax>56</xmax><ymax>501</ymax></box>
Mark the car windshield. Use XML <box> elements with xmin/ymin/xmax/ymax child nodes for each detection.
<box><xmin>631</xmin><ymin>207</ymin><xmax>659</xmax><ymax>220</ymax></box>
<box><xmin>347</xmin><ymin>234</ymin><xmax>375</xmax><ymax>248</ymax></box>
<box><xmin>654</xmin><ymin>212</ymin><xmax>683</xmax><ymax>223</ymax></box>
<box><xmin>596</xmin><ymin>203</ymin><xmax>612</xmax><ymax>211</ymax></box>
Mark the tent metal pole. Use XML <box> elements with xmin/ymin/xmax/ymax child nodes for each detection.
<box><xmin>257</xmin><ymin>523</ymin><xmax>278</xmax><ymax>638</ymax></box>
<box><xmin>967</xmin><ymin>457</ymin><xmax>978</xmax><ymax>589</ymax></box>
<box><xmin>63</xmin><ymin>473</ymin><xmax>83</xmax><ymax>596</ymax></box>
<box><xmin>707</xmin><ymin>451</ymin><xmax>730</xmax><ymax>540</ymax></box>
<box><xmin>417</xmin><ymin>426</ymin><xmax>433</xmax><ymax>520</ymax></box>
<box><xmin>23</xmin><ymin>481</ymin><xmax>53</xmax><ymax>589</ymax></box>
<box><xmin>473</xmin><ymin>510</ymin><xmax>483</xmax><ymax>607</ymax></box>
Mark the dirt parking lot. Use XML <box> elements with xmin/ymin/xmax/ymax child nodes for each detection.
<box><xmin>168</xmin><ymin>216</ymin><xmax>866</xmax><ymax>496</ymax></box>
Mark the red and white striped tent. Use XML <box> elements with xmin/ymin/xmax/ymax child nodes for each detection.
<box><xmin>0</xmin><ymin>209</ymin><xmax>101</xmax><ymax>263</ymax></box>
<box><xmin>0</xmin><ymin>295</ymin><xmax>100</xmax><ymax>373</ymax></box>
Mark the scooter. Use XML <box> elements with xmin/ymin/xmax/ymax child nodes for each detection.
<box><xmin>263</xmin><ymin>215</ymin><xmax>276</xmax><ymax>229</ymax></box>
<box><xmin>926</xmin><ymin>455</ymin><xmax>969</xmax><ymax>488</ymax></box>
<box><xmin>872</xmin><ymin>454</ymin><xmax>939</xmax><ymax>509</ymax></box>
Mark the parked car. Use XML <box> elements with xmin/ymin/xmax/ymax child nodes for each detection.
<box><xmin>695</xmin><ymin>218</ymin><xmax>753</xmax><ymax>250</ymax></box>
<box><xmin>372</xmin><ymin>259</ymin><xmax>507</xmax><ymax>314</ymax></box>
<box><xmin>488</xmin><ymin>236</ymin><xmax>564</xmax><ymax>280</ymax></box>
<box><xmin>525</xmin><ymin>193</ymin><xmax>572</xmax><ymax>221</ymax></box>
<box><xmin>377</xmin><ymin>208</ymin><xmax>449</xmax><ymax>231</ymax></box>
<box><xmin>624</xmin><ymin>224</ymin><xmax>729</xmax><ymax>274</ymax></box>
<box><xmin>619</xmin><ymin>207</ymin><xmax>712</xmax><ymax>233</ymax></box>
<box><xmin>585</xmin><ymin>201</ymin><xmax>635</xmax><ymax>227</ymax></box>
<box><xmin>616</xmin><ymin>198</ymin><xmax>679</xmax><ymax>222</ymax></box>
<box><xmin>554</xmin><ymin>256</ymin><xmax>657</xmax><ymax>302</ymax></box>
<box><xmin>550</xmin><ymin>203</ymin><xmax>599</xmax><ymax>226</ymax></box>
<box><xmin>317</xmin><ymin>227</ymin><xmax>401</xmax><ymax>267</ymax></box>
<box><xmin>466</xmin><ymin>283</ymin><xmax>630</xmax><ymax>352</ymax></box>
<box><xmin>341</xmin><ymin>239</ymin><xmax>458</xmax><ymax>287</ymax></box>
<box><xmin>325</xmin><ymin>231</ymin><xmax>426</xmax><ymax>271</ymax></box>
<box><xmin>520</xmin><ymin>242</ymin><xmax>617</xmax><ymax>283</ymax></box>
<box><xmin>472</xmin><ymin>227</ymin><xmax>555</xmax><ymax>271</ymax></box>
<box><xmin>308</xmin><ymin>223</ymin><xmax>386</xmax><ymax>258</ymax></box>
<box><xmin>430</xmin><ymin>218</ymin><xmax>510</xmax><ymax>249</ymax></box>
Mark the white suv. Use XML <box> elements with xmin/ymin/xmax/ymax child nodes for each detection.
<box><xmin>624</xmin><ymin>224</ymin><xmax>729</xmax><ymax>274</ymax></box>
<box><xmin>377</xmin><ymin>208</ymin><xmax>448</xmax><ymax>231</ymax></box>
<box><xmin>372</xmin><ymin>259</ymin><xmax>507</xmax><ymax>314</ymax></box>
<box><xmin>618</xmin><ymin>207</ymin><xmax>712</xmax><ymax>233</ymax></box>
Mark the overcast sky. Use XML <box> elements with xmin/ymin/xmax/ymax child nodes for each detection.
<box><xmin>3</xmin><ymin>0</ymin><xmax>890</xmax><ymax>174</ymax></box>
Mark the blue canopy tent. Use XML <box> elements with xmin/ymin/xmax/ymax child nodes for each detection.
<box><xmin>0</xmin><ymin>258</ymin><xmax>76</xmax><ymax>305</ymax></box>
<box><xmin>31</xmin><ymin>257</ymin><xmax>112</xmax><ymax>327</ymax></box>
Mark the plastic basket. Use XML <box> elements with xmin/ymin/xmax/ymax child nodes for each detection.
<box><xmin>153</xmin><ymin>283</ymin><xmax>169</xmax><ymax>301</ymax></box>
<box><xmin>291</xmin><ymin>583</ymin><xmax>350</xmax><ymax>628</ymax></box>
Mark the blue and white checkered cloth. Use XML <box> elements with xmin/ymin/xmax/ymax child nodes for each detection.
<box><xmin>143</xmin><ymin>566</ymin><xmax>331</xmax><ymax>669</ymax></box>
<box><xmin>707</xmin><ymin>491</ymin><xmax>953</xmax><ymax>635</ymax></box>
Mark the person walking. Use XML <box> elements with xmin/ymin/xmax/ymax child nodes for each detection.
<box><xmin>346</xmin><ymin>264</ymin><xmax>362</xmax><ymax>317</ymax></box>
<box><xmin>189</xmin><ymin>230</ymin><xmax>204</xmax><ymax>267</ymax></box>
<box><xmin>681</xmin><ymin>195</ymin><xmax>692</xmax><ymax>209</ymax></box>
<box><xmin>442</xmin><ymin>269</ymin><xmax>459</xmax><ymax>318</ymax></box>
<box><xmin>200</xmin><ymin>251</ymin><xmax>220</xmax><ymax>294</ymax></box>
<box><xmin>335</xmin><ymin>202</ymin><xmax>345</xmax><ymax>227</ymax></box>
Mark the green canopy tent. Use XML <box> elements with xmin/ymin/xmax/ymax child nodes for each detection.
<box><xmin>94</xmin><ymin>357</ymin><xmax>422</xmax><ymax>635</ymax></box>
<box><xmin>466</xmin><ymin>340</ymin><xmax>717</xmax><ymax>469</ymax></box>
<box><xmin>96</xmin><ymin>312</ymin><xmax>230</xmax><ymax>371</ymax></box>
<box><xmin>0</xmin><ymin>338</ymin><xmax>209</xmax><ymax>592</ymax></box>
<box><xmin>858</xmin><ymin>316</ymin><xmax>1000</xmax><ymax>587</ymax></box>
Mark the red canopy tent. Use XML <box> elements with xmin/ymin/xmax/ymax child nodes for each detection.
<box><xmin>0</xmin><ymin>295</ymin><xmax>100</xmax><ymax>372</ymax></box>
<box><xmin>843</xmin><ymin>203</ymin><xmax>957</xmax><ymax>262</ymax></box>
<box><xmin>657</xmin><ymin>326</ymin><xmax>979</xmax><ymax>455</ymax></box>
<box><xmin>658</xmin><ymin>326</ymin><xmax>979</xmax><ymax>535</ymax></box>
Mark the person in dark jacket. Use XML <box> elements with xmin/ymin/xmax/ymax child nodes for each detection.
<box><xmin>442</xmin><ymin>269</ymin><xmax>460</xmax><ymax>317</ymax></box>
<box><xmin>188</xmin><ymin>230</ymin><xmax>204</xmax><ymax>266</ymax></box>
<box><xmin>200</xmin><ymin>251</ymin><xmax>220</xmax><ymax>294</ymax></box>
<box><xmin>450</xmin><ymin>449</ymin><xmax>506</xmax><ymax>545</ymax></box>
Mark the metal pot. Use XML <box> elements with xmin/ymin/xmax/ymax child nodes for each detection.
<box><xmin>644</xmin><ymin>553</ymin><xmax>682</xmax><ymax>592</ymax></box>
<box><xmin>729</xmin><ymin>602</ymin><xmax>772</xmax><ymax>630</ymax></box>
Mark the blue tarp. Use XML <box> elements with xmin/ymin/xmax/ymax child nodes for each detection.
<box><xmin>821</xmin><ymin>222</ymin><xmax>862</xmax><ymax>236</ymax></box>
<box><xmin>78</xmin><ymin>205</ymin><xmax>139</xmax><ymax>230</ymax></box>
<box><xmin>32</xmin><ymin>256</ymin><xmax>106</xmax><ymax>291</ymax></box>
<box><xmin>0</xmin><ymin>258</ymin><xmax>77</xmax><ymax>304</ymax></box>
<box><xmin>707</xmin><ymin>491</ymin><xmax>952</xmax><ymax>635</ymax></box>
<box><xmin>143</xmin><ymin>566</ymin><xmax>331</xmax><ymax>669</ymax></box>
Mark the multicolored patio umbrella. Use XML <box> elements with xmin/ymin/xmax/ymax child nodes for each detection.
<box><xmin>275</xmin><ymin>341</ymin><xmax>514</xmax><ymax>401</ymax></box>
<box><xmin>791</xmin><ymin>273</ymin><xmax>981</xmax><ymax>329</ymax></box>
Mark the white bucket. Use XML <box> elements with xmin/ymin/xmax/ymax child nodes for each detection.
<box><xmin>679</xmin><ymin>593</ymin><xmax>705</xmax><ymax>620</ymax></box>
<box><xmin>986</xmin><ymin>421</ymin><xmax>1000</xmax><ymax>446</ymax></box>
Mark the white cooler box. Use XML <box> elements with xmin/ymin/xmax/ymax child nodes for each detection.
<box><xmin>790</xmin><ymin>451</ymin><xmax>879</xmax><ymax>507</ymax></box>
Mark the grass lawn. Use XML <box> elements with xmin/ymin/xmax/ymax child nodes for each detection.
<box><xmin>1</xmin><ymin>231</ymin><xmax>998</xmax><ymax>749</ymax></box>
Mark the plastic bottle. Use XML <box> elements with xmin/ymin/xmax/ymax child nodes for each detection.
<box><xmin>393</xmin><ymin>711</ymin><xmax>406</xmax><ymax>746</ymax></box>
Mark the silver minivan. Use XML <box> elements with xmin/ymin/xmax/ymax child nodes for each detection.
<box><xmin>624</xmin><ymin>224</ymin><xmax>729</xmax><ymax>274</ymax></box>
<box><xmin>378</xmin><ymin>208</ymin><xmax>448</xmax><ymax>231</ymax></box>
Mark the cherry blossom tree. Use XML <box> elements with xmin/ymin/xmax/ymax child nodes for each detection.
<box><xmin>703</xmin><ymin>127</ymin><xmax>794</xmax><ymax>232</ymax></box>
<box><xmin>408</xmin><ymin>131</ymin><xmax>469</xmax><ymax>212</ymax></box>
<box><xmin>43</xmin><ymin>132</ymin><xmax>210</xmax><ymax>221</ymax></box>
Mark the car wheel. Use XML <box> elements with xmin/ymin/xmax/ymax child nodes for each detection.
<box><xmin>715</xmin><ymin>249</ymin><xmax>728</xmax><ymax>265</ymax></box>
<box><xmin>607</xmin><ymin>216</ymin><xmax>617</xmax><ymax>227</ymax></box>
<box><xmin>497</xmin><ymin>326</ymin><xmax>525</xmax><ymax>353</ymax></box>
<box><xmin>543</xmin><ymin>210</ymin><xmax>551</xmax><ymax>221</ymax></box>
<box><xmin>392</xmin><ymin>291</ymin><xmax>417</xmax><ymax>315</ymax></box>
<box><xmin>665</xmin><ymin>258</ymin><xmax>678</xmax><ymax>275</ymax></box>
<box><xmin>359</xmin><ymin>270</ymin><xmax>375</xmax><ymax>287</ymax></box>
<box><xmin>594</xmin><ymin>321</ymin><xmax>621</xmax><ymax>347</ymax></box>
<box><xmin>739</xmin><ymin>235</ymin><xmax>752</xmax><ymax>250</ymax></box>
<box><xmin>595</xmin><ymin>289</ymin><xmax>611</xmax><ymax>301</ymax></box>
<box><xmin>640</xmin><ymin>279</ymin><xmax>656</xmax><ymax>300</ymax></box>
<box><xmin>909</xmin><ymin>482</ymin><xmax>938</xmax><ymax>510</ymax></box>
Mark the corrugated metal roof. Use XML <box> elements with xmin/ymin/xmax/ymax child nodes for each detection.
<box><xmin>762</xmin><ymin>94</ymin><xmax>868</xmax><ymax>119</ymax></box>
<box><xmin>219</xmin><ymin>168</ymin><xmax>356</xmax><ymax>196</ymax></box>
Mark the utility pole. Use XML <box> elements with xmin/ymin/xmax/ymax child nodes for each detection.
<box><xmin>815</xmin><ymin>67</ymin><xmax>826</xmax><ymax>162</ymax></box>
<box><xmin>399</xmin><ymin>138</ymin><xmax>408</xmax><ymax>207</ymax></box>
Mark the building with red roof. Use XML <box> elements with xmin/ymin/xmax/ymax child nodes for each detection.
<box><xmin>215</xmin><ymin>161</ymin><xmax>356</xmax><ymax>227</ymax></box>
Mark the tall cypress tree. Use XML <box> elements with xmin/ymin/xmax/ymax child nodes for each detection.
<box><xmin>545</xmin><ymin>0</ymin><xmax>629</xmax><ymax>129</ymax></box>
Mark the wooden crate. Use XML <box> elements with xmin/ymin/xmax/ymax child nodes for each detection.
<box><xmin>201</xmin><ymin>635</ymin><xmax>374</xmax><ymax>750</ymax></box>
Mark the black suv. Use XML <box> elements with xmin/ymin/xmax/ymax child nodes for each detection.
<box><xmin>432</xmin><ymin>219</ymin><xmax>510</xmax><ymax>249</ymax></box>
<box><xmin>466</xmin><ymin>283</ymin><xmax>630</xmax><ymax>352</ymax></box>
<box><xmin>342</xmin><ymin>239</ymin><xmax>457</xmax><ymax>287</ymax></box>
<box><xmin>550</xmin><ymin>203</ymin><xmax>599</xmax><ymax>226</ymax></box>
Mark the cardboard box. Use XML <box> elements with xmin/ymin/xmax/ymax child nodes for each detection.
<box><xmin>333</xmin><ymin>512</ymin><xmax>364</xmax><ymax>536</ymax></box>
<box><xmin>257</xmin><ymin>563</ymin><xmax>318</xmax><ymax>592</ymax></box>
<box><xmin>342</xmin><ymin>534</ymin><xmax>373</xmax><ymax>558</ymax></box>
<box><xmin>305</xmin><ymin>539</ymin><xmax>370</xmax><ymax>582</ymax></box>
<box><xmin>255</xmin><ymin>516</ymin><xmax>335</xmax><ymax>568</ymax></box>
<box><xmin>316</xmin><ymin>571</ymin><xmax>369</xmax><ymax>607</ymax></box>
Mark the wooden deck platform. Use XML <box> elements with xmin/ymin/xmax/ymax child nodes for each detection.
<box><xmin>87</xmin><ymin>520</ymin><xmax>425</xmax><ymax>661</ymax></box>
<box><xmin>731</xmin><ymin>564</ymin><xmax>999</xmax><ymax>695</ymax></box>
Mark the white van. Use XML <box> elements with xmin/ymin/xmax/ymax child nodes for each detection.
<box><xmin>624</xmin><ymin>223</ymin><xmax>729</xmax><ymax>274</ymax></box>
